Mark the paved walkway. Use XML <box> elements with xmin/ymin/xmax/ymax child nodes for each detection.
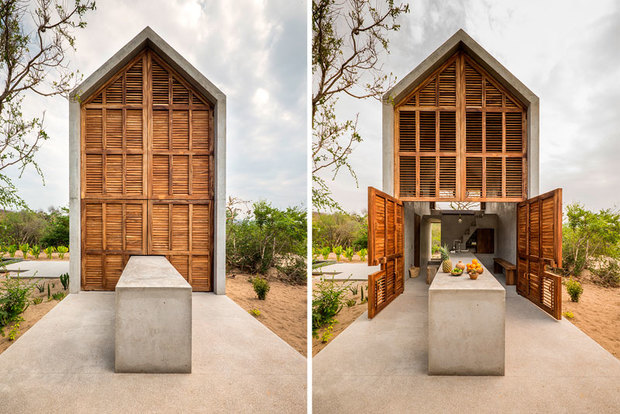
<box><xmin>313</xmin><ymin>262</ymin><xmax>379</xmax><ymax>281</ymax></box>
<box><xmin>313</xmin><ymin>274</ymin><xmax>620</xmax><ymax>413</ymax></box>
<box><xmin>0</xmin><ymin>292</ymin><xmax>306</xmax><ymax>413</ymax></box>
<box><xmin>4</xmin><ymin>260</ymin><xmax>69</xmax><ymax>278</ymax></box>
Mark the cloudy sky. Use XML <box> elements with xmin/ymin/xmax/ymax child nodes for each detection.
<box><xmin>7</xmin><ymin>0</ymin><xmax>307</xmax><ymax>211</ymax></box>
<box><xmin>317</xmin><ymin>0</ymin><xmax>620</xmax><ymax>213</ymax></box>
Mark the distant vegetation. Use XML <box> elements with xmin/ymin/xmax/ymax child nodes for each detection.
<box><xmin>0</xmin><ymin>207</ymin><xmax>69</xmax><ymax>248</ymax></box>
<box><xmin>312</xmin><ymin>211</ymin><xmax>367</xmax><ymax>251</ymax></box>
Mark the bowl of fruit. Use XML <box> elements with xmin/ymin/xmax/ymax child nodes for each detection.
<box><xmin>450</xmin><ymin>267</ymin><xmax>463</xmax><ymax>276</ymax></box>
<box><xmin>466</xmin><ymin>259</ymin><xmax>483</xmax><ymax>279</ymax></box>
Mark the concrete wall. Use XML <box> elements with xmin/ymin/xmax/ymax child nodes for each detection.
<box><xmin>485</xmin><ymin>203</ymin><xmax>517</xmax><ymax>265</ymax></box>
<box><xmin>439</xmin><ymin>213</ymin><xmax>498</xmax><ymax>271</ymax></box>
<box><xmin>403</xmin><ymin>202</ymin><xmax>432</xmax><ymax>277</ymax></box>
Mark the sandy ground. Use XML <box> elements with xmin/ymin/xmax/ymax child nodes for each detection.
<box><xmin>312</xmin><ymin>279</ymin><xmax>368</xmax><ymax>356</ymax></box>
<box><xmin>562</xmin><ymin>279</ymin><xmax>620</xmax><ymax>359</ymax></box>
<box><xmin>226</xmin><ymin>273</ymin><xmax>307</xmax><ymax>356</ymax></box>
<box><xmin>1</xmin><ymin>251</ymin><xmax>70</xmax><ymax>261</ymax></box>
<box><xmin>0</xmin><ymin>277</ymin><xmax>66</xmax><ymax>354</ymax></box>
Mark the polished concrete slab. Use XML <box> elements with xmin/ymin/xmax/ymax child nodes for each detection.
<box><xmin>313</xmin><ymin>274</ymin><xmax>620</xmax><ymax>413</ymax></box>
<box><xmin>0</xmin><ymin>292</ymin><xmax>306</xmax><ymax>413</ymax></box>
<box><xmin>4</xmin><ymin>260</ymin><xmax>69</xmax><ymax>278</ymax></box>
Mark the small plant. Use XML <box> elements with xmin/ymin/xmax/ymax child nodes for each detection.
<box><xmin>29</xmin><ymin>245</ymin><xmax>41</xmax><ymax>259</ymax></box>
<box><xmin>312</xmin><ymin>246</ymin><xmax>320</xmax><ymax>260</ymax></box>
<box><xmin>565</xmin><ymin>278</ymin><xmax>583</xmax><ymax>302</ymax></box>
<box><xmin>320</xmin><ymin>319</ymin><xmax>336</xmax><ymax>343</ymax></box>
<box><xmin>56</xmin><ymin>245</ymin><xmax>69</xmax><ymax>259</ymax></box>
<box><xmin>348</xmin><ymin>285</ymin><xmax>359</xmax><ymax>296</ymax></box>
<box><xmin>0</xmin><ymin>245</ymin><xmax>6</xmax><ymax>256</ymax></box>
<box><xmin>248</xmin><ymin>308</ymin><xmax>261</xmax><ymax>317</ymax></box>
<box><xmin>32</xmin><ymin>297</ymin><xmax>43</xmax><ymax>305</ymax></box>
<box><xmin>7</xmin><ymin>322</ymin><xmax>21</xmax><ymax>341</ymax></box>
<box><xmin>19</xmin><ymin>243</ymin><xmax>29</xmax><ymax>260</ymax></box>
<box><xmin>47</xmin><ymin>283</ymin><xmax>51</xmax><ymax>299</ymax></box>
<box><xmin>360</xmin><ymin>286</ymin><xmax>365</xmax><ymax>302</ymax></box>
<box><xmin>333</xmin><ymin>245</ymin><xmax>343</xmax><ymax>261</ymax></box>
<box><xmin>312</xmin><ymin>278</ymin><xmax>351</xmax><ymax>335</ymax></box>
<box><xmin>252</xmin><ymin>277</ymin><xmax>270</xmax><ymax>300</ymax></box>
<box><xmin>320</xmin><ymin>246</ymin><xmax>331</xmax><ymax>260</ymax></box>
<box><xmin>44</xmin><ymin>246</ymin><xmax>56</xmax><ymax>259</ymax></box>
<box><xmin>7</xmin><ymin>245</ymin><xmax>17</xmax><ymax>257</ymax></box>
<box><xmin>35</xmin><ymin>282</ymin><xmax>45</xmax><ymax>293</ymax></box>
<box><xmin>562</xmin><ymin>311</ymin><xmax>574</xmax><ymax>319</ymax></box>
<box><xmin>346</xmin><ymin>298</ymin><xmax>356</xmax><ymax>307</ymax></box>
<box><xmin>0</xmin><ymin>275</ymin><xmax>34</xmax><ymax>328</ymax></box>
<box><xmin>344</xmin><ymin>247</ymin><xmax>354</xmax><ymax>261</ymax></box>
<box><xmin>59</xmin><ymin>273</ymin><xmax>70</xmax><ymax>290</ymax></box>
<box><xmin>358</xmin><ymin>248</ymin><xmax>368</xmax><ymax>262</ymax></box>
<box><xmin>51</xmin><ymin>291</ymin><xmax>66</xmax><ymax>301</ymax></box>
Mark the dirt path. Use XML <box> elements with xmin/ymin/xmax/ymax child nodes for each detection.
<box><xmin>226</xmin><ymin>274</ymin><xmax>307</xmax><ymax>356</ymax></box>
<box><xmin>562</xmin><ymin>280</ymin><xmax>620</xmax><ymax>359</ymax></box>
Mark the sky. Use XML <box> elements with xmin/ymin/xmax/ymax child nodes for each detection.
<box><xmin>316</xmin><ymin>0</ymin><xmax>620</xmax><ymax>214</ymax></box>
<box><xmin>6</xmin><ymin>0</ymin><xmax>307</xmax><ymax>211</ymax></box>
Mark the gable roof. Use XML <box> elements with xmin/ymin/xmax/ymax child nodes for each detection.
<box><xmin>70</xmin><ymin>26</ymin><xmax>225</xmax><ymax>104</ymax></box>
<box><xmin>384</xmin><ymin>29</ymin><xmax>537</xmax><ymax>107</ymax></box>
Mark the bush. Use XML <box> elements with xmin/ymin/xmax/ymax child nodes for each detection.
<box><xmin>357</xmin><ymin>248</ymin><xmax>367</xmax><ymax>262</ymax></box>
<box><xmin>44</xmin><ymin>246</ymin><xmax>55</xmax><ymax>259</ymax></box>
<box><xmin>565</xmin><ymin>278</ymin><xmax>583</xmax><ymax>302</ymax></box>
<box><xmin>276</xmin><ymin>255</ymin><xmax>307</xmax><ymax>285</ymax></box>
<box><xmin>252</xmin><ymin>277</ymin><xmax>270</xmax><ymax>300</ymax></box>
<box><xmin>40</xmin><ymin>207</ymin><xmax>69</xmax><ymax>247</ymax></box>
<box><xmin>312</xmin><ymin>279</ymin><xmax>350</xmax><ymax>335</ymax></box>
<box><xmin>30</xmin><ymin>245</ymin><xmax>41</xmax><ymax>259</ymax></box>
<box><xmin>589</xmin><ymin>259</ymin><xmax>620</xmax><ymax>287</ymax></box>
<box><xmin>312</xmin><ymin>211</ymin><xmax>367</xmax><ymax>251</ymax></box>
<box><xmin>320</xmin><ymin>246</ymin><xmax>331</xmax><ymax>260</ymax></box>
<box><xmin>19</xmin><ymin>243</ymin><xmax>29</xmax><ymax>259</ymax></box>
<box><xmin>7</xmin><ymin>245</ymin><xmax>17</xmax><ymax>257</ymax></box>
<box><xmin>0</xmin><ymin>275</ymin><xmax>34</xmax><ymax>330</ymax></box>
<box><xmin>56</xmin><ymin>245</ymin><xmax>68</xmax><ymax>259</ymax></box>
<box><xmin>333</xmin><ymin>245</ymin><xmax>343</xmax><ymax>261</ymax></box>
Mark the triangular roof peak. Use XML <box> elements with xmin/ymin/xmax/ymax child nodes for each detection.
<box><xmin>71</xmin><ymin>26</ymin><xmax>225</xmax><ymax>104</ymax></box>
<box><xmin>385</xmin><ymin>29</ymin><xmax>537</xmax><ymax>107</ymax></box>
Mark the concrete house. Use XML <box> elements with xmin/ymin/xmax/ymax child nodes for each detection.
<box><xmin>68</xmin><ymin>27</ymin><xmax>226</xmax><ymax>295</ymax></box>
<box><xmin>367</xmin><ymin>29</ymin><xmax>563</xmax><ymax>319</ymax></box>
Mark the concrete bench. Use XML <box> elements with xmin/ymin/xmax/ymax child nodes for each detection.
<box><xmin>493</xmin><ymin>257</ymin><xmax>516</xmax><ymax>285</ymax></box>
<box><xmin>115</xmin><ymin>256</ymin><xmax>192</xmax><ymax>373</ymax></box>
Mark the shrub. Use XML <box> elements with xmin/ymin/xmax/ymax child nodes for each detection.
<box><xmin>312</xmin><ymin>211</ymin><xmax>367</xmax><ymax>251</ymax></box>
<box><xmin>358</xmin><ymin>248</ymin><xmax>367</xmax><ymax>262</ymax></box>
<box><xmin>59</xmin><ymin>273</ymin><xmax>70</xmax><ymax>290</ymax></box>
<box><xmin>333</xmin><ymin>246</ymin><xmax>343</xmax><ymax>261</ymax></box>
<box><xmin>248</xmin><ymin>308</ymin><xmax>261</xmax><ymax>317</ymax></box>
<box><xmin>344</xmin><ymin>247</ymin><xmax>354</xmax><ymax>261</ymax></box>
<box><xmin>32</xmin><ymin>297</ymin><xmax>43</xmax><ymax>305</ymax></box>
<box><xmin>19</xmin><ymin>243</ymin><xmax>29</xmax><ymax>259</ymax></box>
<box><xmin>7</xmin><ymin>322</ymin><xmax>21</xmax><ymax>341</ymax></box>
<box><xmin>320</xmin><ymin>246</ymin><xmax>331</xmax><ymax>260</ymax></box>
<box><xmin>44</xmin><ymin>246</ymin><xmax>56</xmax><ymax>259</ymax></box>
<box><xmin>345</xmin><ymin>298</ymin><xmax>356</xmax><ymax>307</ymax></box>
<box><xmin>51</xmin><ymin>291</ymin><xmax>66</xmax><ymax>301</ymax></box>
<box><xmin>589</xmin><ymin>258</ymin><xmax>620</xmax><ymax>287</ymax></box>
<box><xmin>56</xmin><ymin>245</ymin><xmax>68</xmax><ymax>259</ymax></box>
<box><xmin>320</xmin><ymin>319</ymin><xmax>336</xmax><ymax>343</ymax></box>
<box><xmin>312</xmin><ymin>278</ymin><xmax>350</xmax><ymax>335</ymax></box>
<box><xmin>276</xmin><ymin>255</ymin><xmax>306</xmax><ymax>285</ymax></box>
<box><xmin>0</xmin><ymin>275</ymin><xmax>34</xmax><ymax>329</ymax></box>
<box><xmin>40</xmin><ymin>207</ymin><xmax>70</xmax><ymax>248</ymax></box>
<box><xmin>252</xmin><ymin>277</ymin><xmax>270</xmax><ymax>300</ymax></box>
<box><xmin>565</xmin><ymin>278</ymin><xmax>583</xmax><ymax>302</ymax></box>
<box><xmin>312</xmin><ymin>246</ymin><xmax>320</xmax><ymax>260</ymax></box>
<box><xmin>30</xmin><ymin>245</ymin><xmax>41</xmax><ymax>259</ymax></box>
<box><xmin>7</xmin><ymin>245</ymin><xmax>17</xmax><ymax>257</ymax></box>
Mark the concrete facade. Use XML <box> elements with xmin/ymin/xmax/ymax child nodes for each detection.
<box><xmin>115</xmin><ymin>256</ymin><xmax>192</xmax><ymax>373</ymax></box>
<box><xmin>428</xmin><ymin>252</ymin><xmax>505</xmax><ymax>375</ymax></box>
<box><xmin>69</xmin><ymin>27</ymin><xmax>226</xmax><ymax>294</ymax></box>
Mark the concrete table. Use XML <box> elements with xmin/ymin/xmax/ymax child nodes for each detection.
<box><xmin>115</xmin><ymin>256</ymin><xmax>192</xmax><ymax>373</ymax></box>
<box><xmin>428</xmin><ymin>252</ymin><xmax>505</xmax><ymax>375</ymax></box>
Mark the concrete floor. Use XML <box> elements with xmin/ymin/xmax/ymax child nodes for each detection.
<box><xmin>4</xmin><ymin>260</ymin><xmax>70</xmax><ymax>278</ymax></box>
<box><xmin>0</xmin><ymin>292</ymin><xmax>306</xmax><ymax>413</ymax></box>
<box><xmin>314</xmin><ymin>262</ymin><xmax>380</xmax><ymax>281</ymax></box>
<box><xmin>313</xmin><ymin>274</ymin><xmax>620</xmax><ymax>413</ymax></box>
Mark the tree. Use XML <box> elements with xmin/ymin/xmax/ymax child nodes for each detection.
<box><xmin>312</xmin><ymin>0</ymin><xmax>409</xmax><ymax>211</ymax></box>
<box><xmin>0</xmin><ymin>0</ymin><xmax>96</xmax><ymax>208</ymax></box>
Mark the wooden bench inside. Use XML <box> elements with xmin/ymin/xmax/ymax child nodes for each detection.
<box><xmin>493</xmin><ymin>257</ymin><xmax>516</xmax><ymax>285</ymax></box>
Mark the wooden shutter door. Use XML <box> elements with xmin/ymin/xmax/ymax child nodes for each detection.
<box><xmin>516</xmin><ymin>188</ymin><xmax>562</xmax><ymax>319</ymax></box>
<box><xmin>368</xmin><ymin>187</ymin><xmax>404</xmax><ymax>318</ymax></box>
<box><xmin>81</xmin><ymin>49</ymin><xmax>214</xmax><ymax>291</ymax></box>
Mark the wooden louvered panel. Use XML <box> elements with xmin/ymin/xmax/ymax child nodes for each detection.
<box><xmin>439</xmin><ymin>112</ymin><xmax>456</xmax><ymax>151</ymax></box>
<box><xmin>81</xmin><ymin>49</ymin><xmax>214</xmax><ymax>291</ymax></box>
<box><xmin>439</xmin><ymin>156</ymin><xmax>456</xmax><ymax>198</ymax></box>
<box><xmin>399</xmin><ymin>156</ymin><xmax>416</xmax><ymax>197</ymax></box>
<box><xmin>517</xmin><ymin>200</ymin><xmax>528</xmax><ymax>256</ymax></box>
<box><xmin>419</xmin><ymin>78</ymin><xmax>436</xmax><ymax>106</ymax></box>
<box><xmin>528</xmin><ymin>261</ymin><xmax>541</xmax><ymax>302</ymax></box>
<box><xmin>485</xmin><ymin>80</ymin><xmax>503</xmax><ymax>107</ymax></box>
<box><xmin>85</xmin><ymin>109</ymin><xmax>102</xmax><ymax>150</ymax></box>
<box><xmin>466</xmin><ymin>111</ymin><xmax>482</xmax><ymax>152</ymax></box>
<box><xmin>367</xmin><ymin>187</ymin><xmax>404</xmax><ymax>318</ymax></box>
<box><xmin>419</xmin><ymin>156</ymin><xmax>436</xmax><ymax>198</ymax></box>
<box><xmin>541</xmin><ymin>197</ymin><xmax>555</xmax><ymax>260</ymax></box>
<box><xmin>438</xmin><ymin>62</ymin><xmax>456</xmax><ymax>106</ymax></box>
<box><xmin>486</xmin><ymin>112</ymin><xmax>502</xmax><ymax>152</ymax></box>
<box><xmin>529</xmin><ymin>201</ymin><xmax>540</xmax><ymax>257</ymax></box>
<box><xmin>486</xmin><ymin>158</ymin><xmax>502</xmax><ymax>198</ymax></box>
<box><xmin>465</xmin><ymin>157</ymin><xmax>482</xmax><ymax>197</ymax></box>
<box><xmin>399</xmin><ymin>111</ymin><xmax>416</xmax><ymax>152</ymax></box>
<box><xmin>465</xmin><ymin>61</ymin><xmax>483</xmax><ymax>106</ymax></box>
<box><xmin>506</xmin><ymin>157</ymin><xmax>522</xmax><ymax>198</ymax></box>
<box><xmin>517</xmin><ymin>256</ymin><xmax>528</xmax><ymax>294</ymax></box>
<box><xmin>505</xmin><ymin>112</ymin><xmax>522</xmax><ymax>152</ymax></box>
<box><xmin>419</xmin><ymin>111</ymin><xmax>435</xmax><ymax>152</ymax></box>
